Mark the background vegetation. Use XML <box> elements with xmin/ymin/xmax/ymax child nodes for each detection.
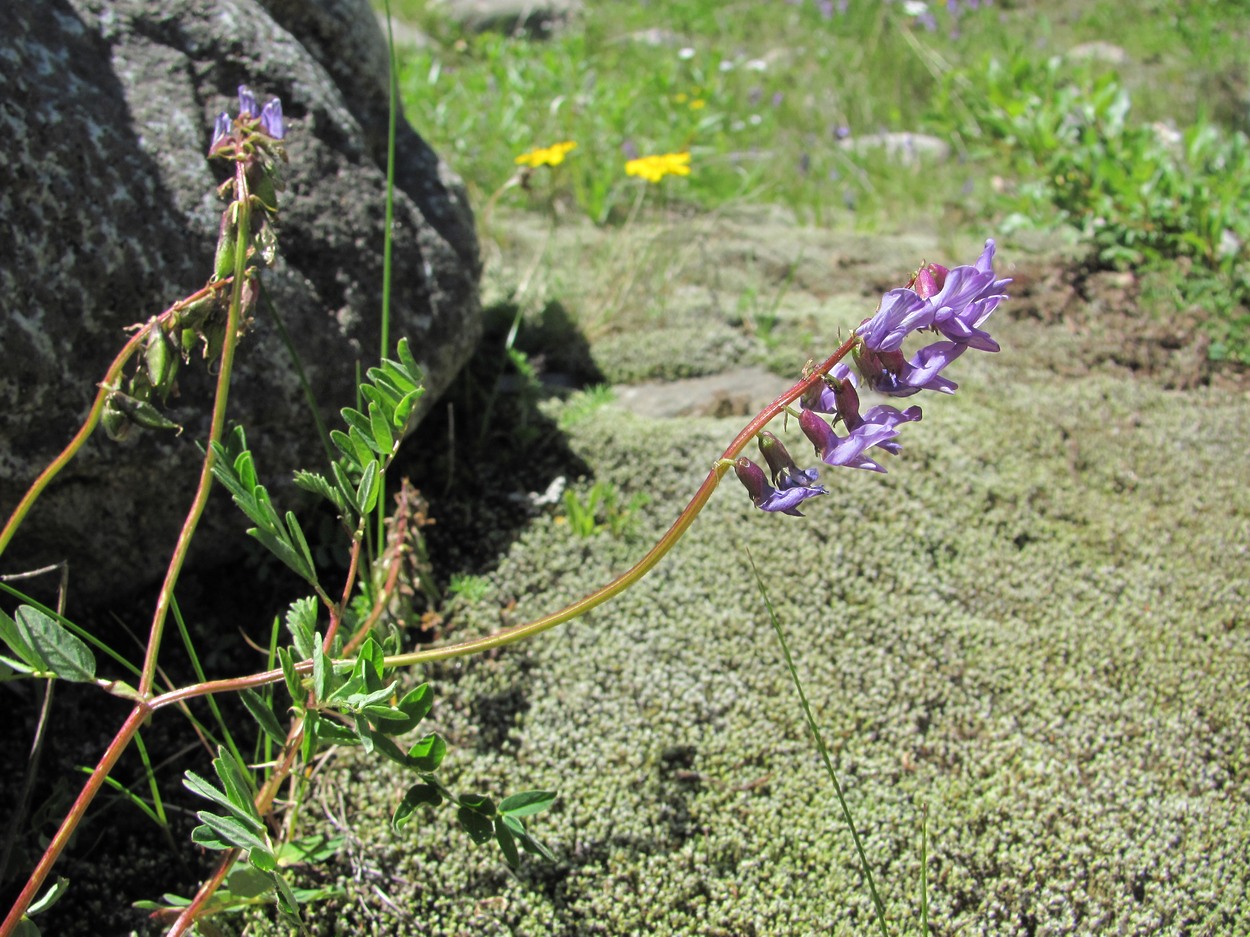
<box><xmin>391</xmin><ymin>0</ymin><xmax>1250</xmax><ymax>360</ymax></box>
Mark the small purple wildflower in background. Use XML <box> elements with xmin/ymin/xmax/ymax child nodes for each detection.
<box><xmin>818</xmin><ymin>0</ymin><xmax>834</xmax><ymax>19</ymax></box>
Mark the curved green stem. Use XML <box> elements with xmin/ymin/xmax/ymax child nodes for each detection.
<box><xmin>384</xmin><ymin>334</ymin><xmax>858</xmax><ymax>669</ymax></box>
<box><xmin>0</xmin><ymin>282</ymin><xmax>225</xmax><ymax>558</ymax></box>
<box><xmin>139</xmin><ymin>171</ymin><xmax>253</xmax><ymax>696</ymax></box>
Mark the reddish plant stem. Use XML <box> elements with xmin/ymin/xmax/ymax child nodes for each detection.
<box><xmin>138</xmin><ymin>165</ymin><xmax>252</xmax><ymax>697</ymax></box>
<box><xmin>0</xmin><ymin>280</ymin><xmax>229</xmax><ymax>557</ymax></box>
<box><xmin>0</xmin><ymin>705</ymin><xmax>150</xmax><ymax>936</ymax></box>
<box><xmin>383</xmin><ymin>334</ymin><xmax>858</xmax><ymax>669</ymax></box>
<box><xmin>166</xmin><ymin>716</ymin><xmax>307</xmax><ymax>936</ymax></box>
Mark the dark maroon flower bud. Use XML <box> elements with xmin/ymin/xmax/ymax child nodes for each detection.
<box><xmin>732</xmin><ymin>457</ymin><xmax>826</xmax><ymax>516</ymax></box>
<box><xmin>757</xmin><ymin>431</ymin><xmax>815</xmax><ymax>489</ymax></box>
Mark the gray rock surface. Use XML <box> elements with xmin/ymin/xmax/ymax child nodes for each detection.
<box><xmin>0</xmin><ymin>0</ymin><xmax>481</xmax><ymax>604</ymax></box>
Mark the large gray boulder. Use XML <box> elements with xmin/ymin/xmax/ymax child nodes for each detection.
<box><xmin>0</xmin><ymin>0</ymin><xmax>481</xmax><ymax>605</ymax></box>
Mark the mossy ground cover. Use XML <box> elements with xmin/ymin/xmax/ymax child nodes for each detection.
<box><xmin>248</xmin><ymin>215</ymin><xmax>1250</xmax><ymax>935</ymax></box>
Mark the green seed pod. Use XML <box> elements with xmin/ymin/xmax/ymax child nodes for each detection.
<box><xmin>108</xmin><ymin>391</ymin><xmax>182</xmax><ymax>435</ymax></box>
<box><xmin>144</xmin><ymin>328</ymin><xmax>178</xmax><ymax>395</ymax></box>
<box><xmin>213</xmin><ymin>209</ymin><xmax>240</xmax><ymax>281</ymax></box>
<box><xmin>101</xmin><ymin>395</ymin><xmax>131</xmax><ymax>442</ymax></box>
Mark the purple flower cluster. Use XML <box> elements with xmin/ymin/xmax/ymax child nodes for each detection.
<box><xmin>209</xmin><ymin>85</ymin><xmax>285</xmax><ymax>155</ymax></box>
<box><xmin>734</xmin><ymin>239</ymin><xmax>1008</xmax><ymax>514</ymax></box>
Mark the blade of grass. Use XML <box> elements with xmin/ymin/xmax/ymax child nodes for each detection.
<box><xmin>170</xmin><ymin>595</ymin><xmax>248</xmax><ymax>773</ymax></box>
<box><xmin>746</xmin><ymin>549</ymin><xmax>890</xmax><ymax>937</ymax></box>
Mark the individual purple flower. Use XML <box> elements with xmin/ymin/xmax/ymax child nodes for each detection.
<box><xmin>858</xmin><ymin>239</ymin><xmax>1007</xmax><ymax>355</ymax></box>
<box><xmin>925</xmin><ymin>239</ymin><xmax>1006</xmax><ymax>352</ymax></box>
<box><xmin>853</xmin><ymin>341</ymin><xmax>966</xmax><ymax>397</ymax></box>
<box><xmin>799</xmin><ymin>407</ymin><xmax>900</xmax><ymax>473</ymax></box>
<box><xmin>259</xmin><ymin>98</ymin><xmax>285</xmax><ymax>140</ymax></box>
<box><xmin>732</xmin><ymin>457</ymin><xmax>826</xmax><ymax>516</ymax></box>
<box><xmin>857</xmin><ymin>288</ymin><xmax>932</xmax><ymax>353</ymax></box>
<box><xmin>238</xmin><ymin>85</ymin><xmax>260</xmax><ymax>119</ymax></box>
<box><xmin>210</xmin><ymin>112</ymin><xmax>232</xmax><ymax>149</ymax></box>
<box><xmin>803</xmin><ymin>365</ymin><xmax>923</xmax><ymax>453</ymax></box>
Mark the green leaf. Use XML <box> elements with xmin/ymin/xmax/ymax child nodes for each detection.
<box><xmin>13</xmin><ymin>917</ymin><xmax>40</xmax><ymax>937</ymax></box>
<box><xmin>310</xmin><ymin>718</ymin><xmax>359</xmax><ymax>746</ymax></box>
<box><xmin>191</xmin><ymin>823</ymin><xmax>231</xmax><ymax>851</ymax></box>
<box><xmin>331</xmin><ymin>461</ymin><xmax>362</xmax><ymax>518</ymax></box>
<box><xmin>0</xmin><ymin>607</ymin><xmax>40</xmax><ymax>672</ymax></box>
<box><xmin>350</xmin><ymin>429</ymin><xmax>378</xmax><ymax>467</ymax></box>
<box><xmin>341</xmin><ymin>408</ymin><xmax>382</xmax><ymax>454</ymax></box>
<box><xmin>355</xmin><ymin>460</ymin><xmax>380</xmax><ymax>514</ymax></box>
<box><xmin>392</xmin><ymin>783</ymin><xmax>442</xmax><ymax>831</ymax></box>
<box><xmin>392</xmin><ymin>391</ymin><xmax>420</xmax><ymax>432</ymax></box>
<box><xmin>196</xmin><ymin>811</ymin><xmax>272</xmax><ymax>857</ymax></box>
<box><xmin>312</xmin><ymin>634</ymin><xmax>329</xmax><ymax>700</ymax></box>
<box><xmin>353</xmin><ymin>713</ymin><xmax>374</xmax><ymax>753</ymax></box>
<box><xmin>0</xmin><ymin>606</ymin><xmax>96</xmax><ymax>682</ymax></box>
<box><xmin>277</xmin><ymin>834</ymin><xmax>343</xmax><ymax>866</ymax></box>
<box><xmin>283</xmin><ymin>512</ymin><xmax>317</xmax><ymax>580</ymax></box>
<box><xmin>211</xmin><ymin>749</ymin><xmax>261</xmax><ymax>826</ymax></box>
<box><xmin>494</xmin><ymin>818</ymin><xmax>520</xmax><ymax>868</ymax></box>
<box><xmin>501</xmin><ymin>814</ymin><xmax>556</xmax><ymax>860</ymax></box>
<box><xmin>457</xmin><ymin>805</ymin><xmax>495</xmax><ymax>845</ymax></box>
<box><xmin>26</xmin><ymin>877</ymin><xmax>70</xmax><ymax>916</ymax></box>
<box><xmin>278</xmin><ymin>647</ymin><xmax>303</xmax><ymax>701</ymax></box>
<box><xmin>183</xmin><ymin>771</ymin><xmax>258</xmax><ymax>828</ymax></box>
<box><xmin>396</xmin><ymin>339</ymin><xmax>423</xmax><ymax>385</ymax></box>
<box><xmin>498</xmin><ymin>790</ymin><xmax>557</xmax><ymax>817</ymax></box>
<box><xmin>249</xmin><ymin>527</ymin><xmax>312</xmax><ymax>582</ymax></box>
<box><xmin>285</xmin><ymin>597</ymin><xmax>318</xmax><ymax>660</ymax></box>
<box><xmin>405</xmin><ymin>733</ymin><xmax>446</xmax><ymax>773</ymax></box>
<box><xmin>247</xmin><ymin>846</ymin><xmax>278</xmax><ymax>873</ymax></box>
<box><xmin>226</xmin><ymin>864</ymin><xmax>275</xmax><ymax>899</ymax></box>
<box><xmin>329</xmin><ymin>429</ymin><xmax>362</xmax><ymax>470</ymax></box>
<box><xmin>357</xmin><ymin>637</ymin><xmax>385</xmax><ymax>687</ymax></box>
<box><xmin>360</xmin><ymin>379</ymin><xmax>400</xmax><ymax>410</ymax></box>
<box><xmin>240</xmin><ymin>689</ymin><xmax>288</xmax><ymax>745</ymax></box>
<box><xmin>271</xmin><ymin>870</ymin><xmax>302</xmax><ymax>921</ymax></box>
<box><xmin>369</xmin><ymin>401</ymin><xmax>395</xmax><ymax>455</ymax></box>
<box><xmin>366</xmin><ymin>731</ymin><xmax>408</xmax><ymax>767</ymax></box>
<box><xmin>293</xmin><ymin>470</ymin><xmax>346</xmax><ymax>513</ymax></box>
<box><xmin>371</xmin><ymin>683</ymin><xmax>433</xmax><ymax>734</ymax></box>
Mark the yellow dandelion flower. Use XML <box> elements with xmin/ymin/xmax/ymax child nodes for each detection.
<box><xmin>514</xmin><ymin>140</ymin><xmax>577</xmax><ymax>168</ymax></box>
<box><xmin>689</xmin><ymin>98</ymin><xmax>706</xmax><ymax>110</ymax></box>
<box><xmin>624</xmin><ymin>151</ymin><xmax>692</xmax><ymax>184</ymax></box>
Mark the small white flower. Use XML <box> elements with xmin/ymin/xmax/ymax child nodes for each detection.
<box><xmin>902</xmin><ymin>0</ymin><xmax>929</xmax><ymax>15</ymax></box>
<box><xmin>678</xmin><ymin>46</ymin><xmax>695</xmax><ymax>60</ymax></box>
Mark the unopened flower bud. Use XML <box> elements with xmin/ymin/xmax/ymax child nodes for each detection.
<box><xmin>907</xmin><ymin>262</ymin><xmax>949</xmax><ymax>299</ymax></box>
<box><xmin>758</xmin><ymin>431</ymin><xmax>804</xmax><ymax>487</ymax></box>
<box><xmin>733</xmin><ymin>457</ymin><xmax>769</xmax><ymax>503</ymax></box>
<box><xmin>830</xmin><ymin>375</ymin><xmax>860</xmax><ymax>427</ymax></box>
